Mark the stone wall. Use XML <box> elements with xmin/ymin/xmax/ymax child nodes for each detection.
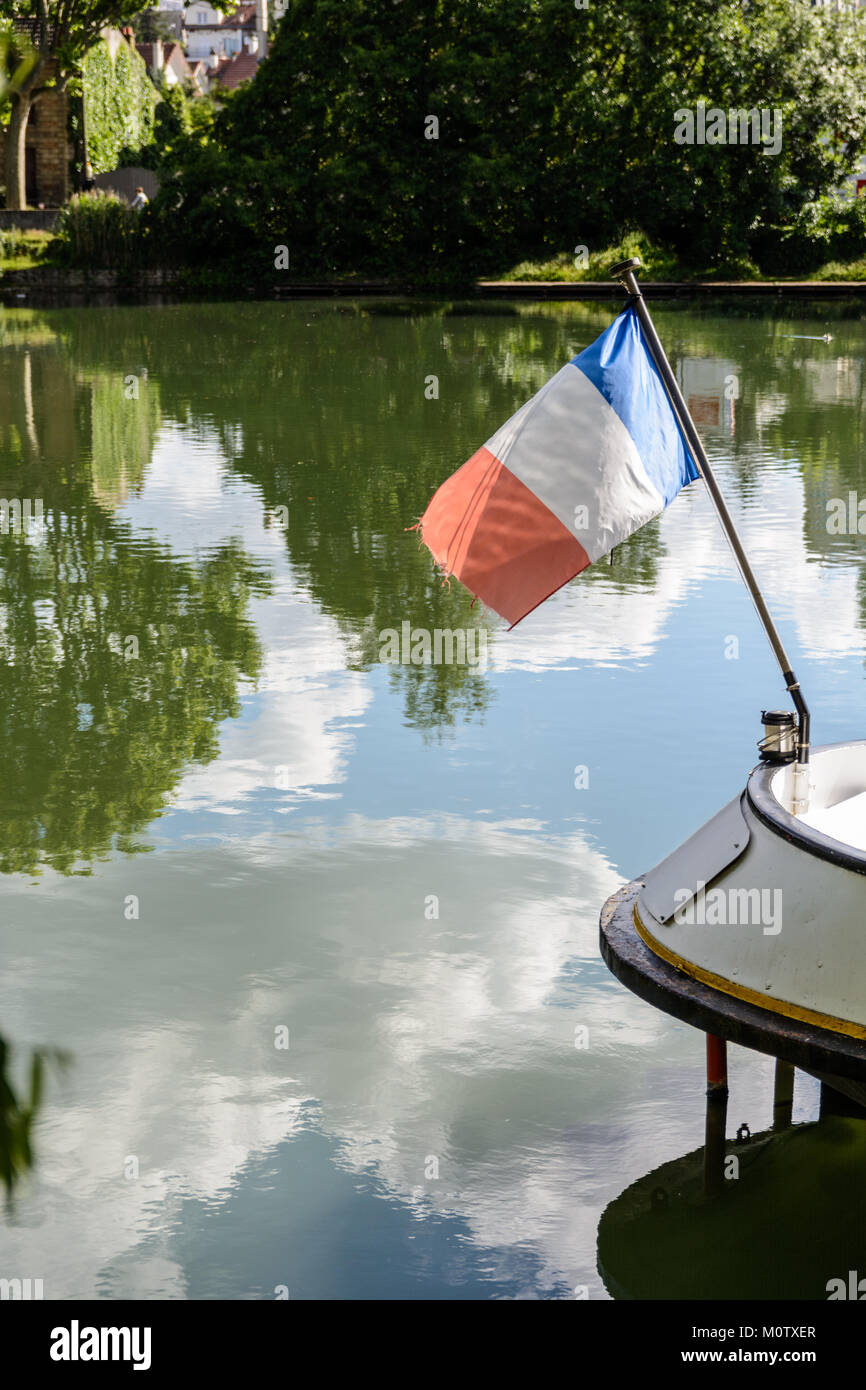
<box><xmin>28</xmin><ymin>78</ymin><xmax>70</xmax><ymax>207</ymax></box>
<box><xmin>0</xmin><ymin>210</ymin><xmax>59</xmax><ymax>231</ymax></box>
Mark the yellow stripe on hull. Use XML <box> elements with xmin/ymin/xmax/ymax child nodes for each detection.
<box><xmin>633</xmin><ymin>904</ymin><xmax>866</xmax><ymax>1043</ymax></box>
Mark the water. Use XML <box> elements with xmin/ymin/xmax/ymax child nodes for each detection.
<box><xmin>1</xmin><ymin>296</ymin><xmax>865</xmax><ymax>1299</ymax></box>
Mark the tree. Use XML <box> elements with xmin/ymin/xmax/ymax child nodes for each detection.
<box><xmin>131</xmin><ymin>5</ymin><xmax>175</xmax><ymax>44</ymax></box>
<box><xmin>0</xmin><ymin>16</ymin><xmax>37</xmax><ymax>107</ymax></box>
<box><xmin>154</xmin><ymin>0</ymin><xmax>866</xmax><ymax>279</ymax></box>
<box><xmin>0</xmin><ymin>0</ymin><xmax>141</xmax><ymax>209</ymax></box>
<box><xmin>153</xmin><ymin>0</ymin><xmax>558</xmax><ymax>282</ymax></box>
<box><xmin>565</xmin><ymin>0</ymin><xmax>866</xmax><ymax>270</ymax></box>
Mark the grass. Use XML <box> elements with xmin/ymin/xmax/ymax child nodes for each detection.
<box><xmin>0</xmin><ymin>228</ymin><xmax>54</xmax><ymax>271</ymax></box>
<box><xmin>496</xmin><ymin>231</ymin><xmax>866</xmax><ymax>283</ymax></box>
<box><xmin>811</xmin><ymin>255</ymin><xmax>866</xmax><ymax>281</ymax></box>
<box><xmin>3</xmin><ymin>220</ymin><xmax>866</xmax><ymax>284</ymax></box>
<box><xmin>497</xmin><ymin>234</ymin><xmax>686</xmax><ymax>282</ymax></box>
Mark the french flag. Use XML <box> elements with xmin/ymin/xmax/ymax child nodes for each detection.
<box><xmin>420</xmin><ymin>305</ymin><xmax>700</xmax><ymax>626</ymax></box>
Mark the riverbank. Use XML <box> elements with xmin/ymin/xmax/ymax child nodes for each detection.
<box><xmin>480</xmin><ymin>279</ymin><xmax>866</xmax><ymax>297</ymax></box>
<box><xmin>2</xmin><ymin>267</ymin><xmax>866</xmax><ymax>303</ymax></box>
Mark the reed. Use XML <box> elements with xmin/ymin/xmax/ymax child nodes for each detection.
<box><xmin>52</xmin><ymin>190</ymin><xmax>142</xmax><ymax>270</ymax></box>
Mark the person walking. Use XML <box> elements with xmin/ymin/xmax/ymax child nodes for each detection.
<box><xmin>130</xmin><ymin>187</ymin><xmax>149</xmax><ymax>211</ymax></box>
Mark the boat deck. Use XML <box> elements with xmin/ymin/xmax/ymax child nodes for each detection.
<box><xmin>799</xmin><ymin>788</ymin><xmax>866</xmax><ymax>853</ymax></box>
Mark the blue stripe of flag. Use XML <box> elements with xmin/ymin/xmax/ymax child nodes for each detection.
<box><xmin>571</xmin><ymin>305</ymin><xmax>699</xmax><ymax>506</ymax></box>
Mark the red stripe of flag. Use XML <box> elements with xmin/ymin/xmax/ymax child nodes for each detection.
<box><xmin>420</xmin><ymin>446</ymin><xmax>591</xmax><ymax>627</ymax></box>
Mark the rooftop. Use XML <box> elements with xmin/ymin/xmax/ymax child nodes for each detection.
<box><xmin>212</xmin><ymin>50</ymin><xmax>259</xmax><ymax>89</ymax></box>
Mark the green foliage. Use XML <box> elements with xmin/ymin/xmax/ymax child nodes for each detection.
<box><xmin>82</xmin><ymin>35</ymin><xmax>158</xmax><ymax>175</ymax></box>
<box><xmin>52</xmin><ymin>189</ymin><xmax>143</xmax><ymax>269</ymax></box>
<box><xmin>151</xmin><ymin>0</ymin><xmax>866</xmax><ymax>281</ymax></box>
<box><xmin>0</xmin><ymin>20</ymin><xmax>38</xmax><ymax>112</ymax></box>
<box><xmin>0</xmin><ymin>1036</ymin><xmax>69</xmax><ymax>1194</ymax></box>
<box><xmin>750</xmin><ymin>193</ymin><xmax>866</xmax><ymax>276</ymax></box>
<box><xmin>598</xmin><ymin>0</ymin><xmax>866</xmax><ymax>272</ymax></box>
<box><xmin>0</xmin><ymin>226</ymin><xmax>25</xmax><ymax>259</ymax></box>
<box><xmin>0</xmin><ymin>226</ymin><xmax>31</xmax><ymax>259</ymax></box>
<box><xmin>502</xmin><ymin>233</ymin><xmax>688</xmax><ymax>283</ymax></box>
<box><xmin>0</xmin><ymin>226</ymin><xmax>52</xmax><ymax>269</ymax></box>
<box><xmin>134</xmin><ymin>82</ymin><xmax>219</xmax><ymax>171</ymax></box>
<box><xmin>812</xmin><ymin>254</ymin><xmax>866</xmax><ymax>282</ymax></box>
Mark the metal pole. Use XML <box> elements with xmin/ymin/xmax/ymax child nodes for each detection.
<box><xmin>772</xmin><ymin>1059</ymin><xmax>794</xmax><ymax>1131</ymax></box>
<box><xmin>609</xmin><ymin>256</ymin><xmax>810</xmax><ymax>769</ymax></box>
<box><xmin>706</xmin><ymin>1034</ymin><xmax>728</xmax><ymax>1095</ymax></box>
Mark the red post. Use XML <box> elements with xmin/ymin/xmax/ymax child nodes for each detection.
<box><xmin>706</xmin><ymin>1034</ymin><xmax>728</xmax><ymax>1094</ymax></box>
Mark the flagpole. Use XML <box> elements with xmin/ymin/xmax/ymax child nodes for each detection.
<box><xmin>609</xmin><ymin>256</ymin><xmax>810</xmax><ymax>772</ymax></box>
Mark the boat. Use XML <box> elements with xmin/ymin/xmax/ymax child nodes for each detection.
<box><xmin>601</xmin><ymin>738</ymin><xmax>866</xmax><ymax>1102</ymax></box>
<box><xmin>598</xmin><ymin>259</ymin><xmax>866</xmax><ymax>1102</ymax></box>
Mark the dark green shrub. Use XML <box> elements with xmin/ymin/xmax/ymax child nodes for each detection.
<box><xmin>750</xmin><ymin>194</ymin><xmax>866</xmax><ymax>275</ymax></box>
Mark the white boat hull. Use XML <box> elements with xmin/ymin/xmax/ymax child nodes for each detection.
<box><xmin>633</xmin><ymin>742</ymin><xmax>866</xmax><ymax>1038</ymax></box>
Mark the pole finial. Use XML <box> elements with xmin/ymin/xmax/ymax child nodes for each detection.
<box><xmin>609</xmin><ymin>256</ymin><xmax>642</xmax><ymax>296</ymax></box>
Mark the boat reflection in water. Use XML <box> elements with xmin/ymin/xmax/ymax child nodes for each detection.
<box><xmin>597</xmin><ymin>1080</ymin><xmax>866</xmax><ymax>1301</ymax></box>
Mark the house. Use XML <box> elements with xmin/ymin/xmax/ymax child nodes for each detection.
<box><xmin>209</xmin><ymin>50</ymin><xmax>259</xmax><ymax>91</ymax></box>
<box><xmin>185</xmin><ymin>3</ymin><xmax>246</xmax><ymax>60</ymax></box>
<box><xmin>137</xmin><ymin>38</ymin><xmax>199</xmax><ymax>89</ymax></box>
<box><xmin>185</xmin><ymin>1</ymin><xmax>269</xmax><ymax>62</ymax></box>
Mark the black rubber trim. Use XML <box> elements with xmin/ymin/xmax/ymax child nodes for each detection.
<box><xmin>746</xmin><ymin>741</ymin><xmax>866</xmax><ymax>877</ymax></box>
<box><xmin>600</xmin><ymin>879</ymin><xmax>866</xmax><ymax>1080</ymax></box>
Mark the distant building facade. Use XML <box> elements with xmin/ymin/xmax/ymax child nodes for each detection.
<box><xmin>137</xmin><ymin>37</ymin><xmax>210</xmax><ymax>93</ymax></box>
<box><xmin>184</xmin><ymin>0</ymin><xmax>280</xmax><ymax>63</ymax></box>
